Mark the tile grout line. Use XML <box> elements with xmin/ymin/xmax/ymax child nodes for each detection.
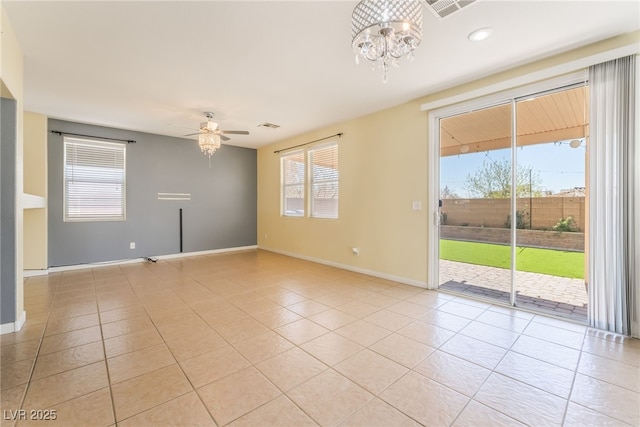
<box><xmin>445</xmin><ymin>305</ymin><xmax>536</xmax><ymax>426</ymax></box>
<box><xmin>17</xmin><ymin>272</ymin><xmax>104</xmax><ymax>418</ymax></box>
<box><xmin>96</xmin><ymin>266</ymin><xmax>120</xmax><ymax>427</ymax></box>
<box><xmin>116</xmin><ymin>264</ymin><xmax>211</xmax><ymax>425</ymax></box>
<box><xmin>220</xmin><ymin>289</ymin><xmax>329</xmax><ymax>426</ymax></box>
<box><xmin>14</xmin><ymin>290</ymin><xmax>53</xmax><ymax>426</ymax></box>
<box><xmin>560</xmin><ymin>326</ymin><xmax>589</xmax><ymax>426</ymax></box>
<box><xmin>564</xmin><ymin>332</ymin><xmax>638</xmax><ymax>426</ymax></box>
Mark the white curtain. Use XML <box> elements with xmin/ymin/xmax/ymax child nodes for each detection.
<box><xmin>588</xmin><ymin>55</ymin><xmax>638</xmax><ymax>337</ymax></box>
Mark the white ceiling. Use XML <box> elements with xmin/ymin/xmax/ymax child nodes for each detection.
<box><xmin>4</xmin><ymin>1</ymin><xmax>639</xmax><ymax>149</ymax></box>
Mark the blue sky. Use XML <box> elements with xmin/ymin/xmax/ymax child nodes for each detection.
<box><xmin>441</xmin><ymin>140</ymin><xmax>586</xmax><ymax>197</ymax></box>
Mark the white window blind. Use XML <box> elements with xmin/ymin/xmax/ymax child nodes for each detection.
<box><xmin>64</xmin><ymin>137</ymin><xmax>126</xmax><ymax>222</ymax></box>
<box><xmin>281</xmin><ymin>150</ymin><xmax>305</xmax><ymax>217</ymax></box>
<box><xmin>309</xmin><ymin>143</ymin><xmax>338</xmax><ymax>218</ymax></box>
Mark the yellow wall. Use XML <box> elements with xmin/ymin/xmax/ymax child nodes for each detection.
<box><xmin>257</xmin><ymin>31</ymin><xmax>640</xmax><ymax>286</ymax></box>
<box><xmin>24</xmin><ymin>112</ymin><xmax>47</xmax><ymax>196</ymax></box>
<box><xmin>1</xmin><ymin>6</ymin><xmax>25</xmax><ymax>323</ymax></box>
<box><xmin>23</xmin><ymin>209</ymin><xmax>46</xmax><ymax>270</ymax></box>
<box><xmin>259</xmin><ymin>102</ymin><xmax>429</xmax><ymax>285</ymax></box>
<box><xmin>24</xmin><ymin>112</ymin><xmax>48</xmax><ymax>269</ymax></box>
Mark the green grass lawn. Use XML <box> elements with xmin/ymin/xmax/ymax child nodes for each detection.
<box><xmin>440</xmin><ymin>239</ymin><xmax>584</xmax><ymax>279</ymax></box>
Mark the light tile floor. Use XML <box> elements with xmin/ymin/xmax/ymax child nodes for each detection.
<box><xmin>1</xmin><ymin>250</ymin><xmax>638</xmax><ymax>426</ymax></box>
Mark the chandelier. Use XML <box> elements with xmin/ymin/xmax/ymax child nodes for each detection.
<box><xmin>351</xmin><ymin>0</ymin><xmax>423</xmax><ymax>83</ymax></box>
<box><xmin>198</xmin><ymin>132</ymin><xmax>221</xmax><ymax>158</ymax></box>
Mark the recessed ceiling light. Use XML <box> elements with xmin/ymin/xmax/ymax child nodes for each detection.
<box><xmin>468</xmin><ymin>27</ymin><xmax>493</xmax><ymax>42</ymax></box>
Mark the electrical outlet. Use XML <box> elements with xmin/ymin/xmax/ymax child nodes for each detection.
<box><xmin>130</xmin><ymin>242</ymin><xmax>135</xmax><ymax>249</ymax></box>
<box><xmin>352</xmin><ymin>247</ymin><xmax>359</xmax><ymax>256</ymax></box>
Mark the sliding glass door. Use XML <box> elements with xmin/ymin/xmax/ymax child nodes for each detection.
<box><xmin>513</xmin><ymin>86</ymin><xmax>588</xmax><ymax>320</ymax></box>
<box><xmin>438</xmin><ymin>103</ymin><xmax>514</xmax><ymax>304</ymax></box>
<box><xmin>436</xmin><ymin>82</ymin><xmax>588</xmax><ymax>321</ymax></box>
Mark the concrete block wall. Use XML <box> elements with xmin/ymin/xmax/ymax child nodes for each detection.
<box><xmin>442</xmin><ymin>197</ymin><xmax>585</xmax><ymax>231</ymax></box>
<box><xmin>440</xmin><ymin>225</ymin><xmax>585</xmax><ymax>251</ymax></box>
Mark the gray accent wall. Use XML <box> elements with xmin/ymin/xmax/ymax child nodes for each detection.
<box><xmin>48</xmin><ymin>119</ymin><xmax>257</xmax><ymax>267</ymax></box>
<box><xmin>1</xmin><ymin>98</ymin><xmax>17</xmax><ymax>323</ymax></box>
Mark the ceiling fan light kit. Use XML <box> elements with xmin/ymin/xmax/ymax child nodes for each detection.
<box><xmin>351</xmin><ymin>0</ymin><xmax>423</xmax><ymax>83</ymax></box>
<box><xmin>199</xmin><ymin>133</ymin><xmax>221</xmax><ymax>158</ymax></box>
<box><xmin>184</xmin><ymin>112</ymin><xmax>250</xmax><ymax>159</ymax></box>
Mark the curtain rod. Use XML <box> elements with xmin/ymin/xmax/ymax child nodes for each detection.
<box><xmin>273</xmin><ymin>132</ymin><xmax>343</xmax><ymax>154</ymax></box>
<box><xmin>51</xmin><ymin>130</ymin><xmax>136</xmax><ymax>144</ymax></box>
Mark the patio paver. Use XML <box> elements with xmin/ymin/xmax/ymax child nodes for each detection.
<box><xmin>439</xmin><ymin>260</ymin><xmax>587</xmax><ymax>322</ymax></box>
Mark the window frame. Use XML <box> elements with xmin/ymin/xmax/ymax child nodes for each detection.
<box><xmin>279</xmin><ymin>141</ymin><xmax>339</xmax><ymax>219</ymax></box>
<box><xmin>63</xmin><ymin>136</ymin><xmax>127</xmax><ymax>222</ymax></box>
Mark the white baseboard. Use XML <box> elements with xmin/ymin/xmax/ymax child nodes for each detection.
<box><xmin>24</xmin><ymin>269</ymin><xmax>50</xmax><ymax>278</ymax></box>
<box><xmin>259</xmin><ymin>245</ymin><xmax>427</xmax><ymax>289</ymax></box>
<box><xmin>48</xmin><ymin>257</ymin><xmax>147</xmax><ymax>273</ymax></box>
<box><xmin>158</xmin><ymin>245</ymin><xmax>258</xmax><ymax>260</ymax></box>
<box><xmin>0</xmin><ymin>311</ymin><xmax>26</xmax><ymax>335</ymax></box>
<box><xmin>42</xmin><ymin>245</ymin><xmax>258</xmax><ymax>274</ymax></box>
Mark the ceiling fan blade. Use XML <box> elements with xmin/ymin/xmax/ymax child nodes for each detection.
<box><xmin>220</xmin><ymin>134</ymin><xmax>231</xmax><ymax>142</ymax></box>
<box><xmin>183</xmin><ymin>132</ymin><xmax>202</xmax><ymax>136</ymax></box>
<box><xmin>221</xmin><ymin>130</ymin><xmax>250</xmax><ymax>135</ymax></box>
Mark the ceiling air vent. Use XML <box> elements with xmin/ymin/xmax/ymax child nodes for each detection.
<box><xmin>425</xmin><ymin>0</ymin><xmax>477</xmax><ymax>20</ymax></box>
<box><xmin>258</xmin><ymin>122</ymin><xmax>280</xmax><ymax>129</ymax></box>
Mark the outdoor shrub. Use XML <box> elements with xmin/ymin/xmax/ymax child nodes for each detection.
<box><xmin>505</xmin><ymin>209</ymin><xmax>530</xmax><ymax>229</ymax></box>
<box><xmin>553</xmin><ymin>216</ymin><xmax>579</xmax><ymax>232</ymax></box>
<box><xmin>441</xmin><ymin>212</ymin><xmax>448</xmax><ymax>225</ymax></box>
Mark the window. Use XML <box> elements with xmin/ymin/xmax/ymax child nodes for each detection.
<box><xmin>280</xmin><ymin>142</ymin><xmax>339</xmax><ymax>218</ymax></box>
<box><xmin>309</xmin><ymin>143</ymin><xmax>338</xmax><ymax>218</ymax></box>
<box><xmin>281</xmin><ymin>150</ymin><xmax>305</xmax><ymax>217</ymax></box>
<box><xmin>64</xmin><ymin>137</ymin><xmax>126</xmax><ymax>222</ymax></box>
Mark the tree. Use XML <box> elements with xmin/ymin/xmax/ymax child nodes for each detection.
<box><xmin>440</xmin><ymin>185</ymin><xmax>460</xmax><ymax>199</ymax></box>
<box><xmin>463</xmin><ymin>158</ymin><xmax>542</xmax><ymax>198</ymax></box>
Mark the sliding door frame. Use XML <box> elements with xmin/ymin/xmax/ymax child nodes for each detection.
<box><xmin>427</xmin><ymin>71</ymin><xmax>588</xmax><ymax>299</ymax></box>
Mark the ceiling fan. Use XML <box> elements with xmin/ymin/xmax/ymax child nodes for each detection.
<box><xmin>184</xmin><ymin>112</ymin><xmax>249</xmax><ymax>141</ymax></box>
